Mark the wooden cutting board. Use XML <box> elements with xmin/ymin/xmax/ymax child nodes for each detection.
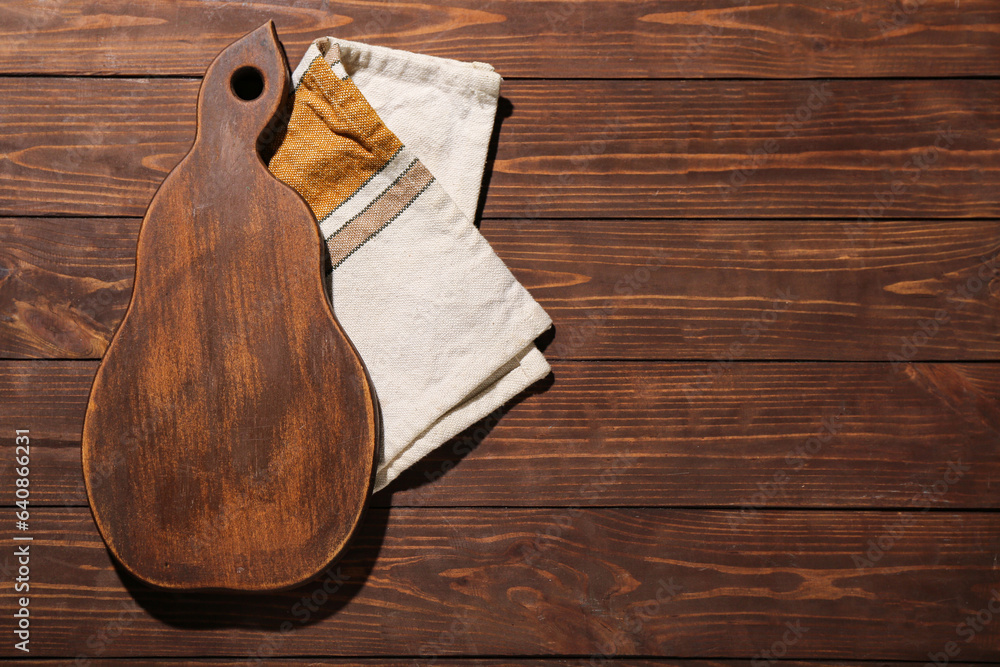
<box><xmin>81</xmin><ymin>21</ymin><xmax>380</xmax><ymax>591</ymax></box>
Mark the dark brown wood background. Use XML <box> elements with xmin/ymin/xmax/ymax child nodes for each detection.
<box><xmin>1</xmin><ymin>0</ymin><xmax>999</xmax><ymax>664</ymax></box>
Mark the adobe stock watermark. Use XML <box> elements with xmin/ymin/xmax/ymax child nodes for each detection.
<box><xmin>13</xmin><ymin>0</ymin><xmax>60</xmax><ymax>38</ymax></box>
<box><xmin>888</xmin><ymin>251</ymin><xmax>1000</xmax><ymax>370</ymax></box>
<box><xmin>402</xmin><ymin>406</ymin><xmax>507</xmax><ymax>508</ymax></box>
<box><xmin>50</xmin><ymin>262</ymin><xmax>130</xmax><ymax>355</ymax></box>
<box><xmin>681</xmin><ymin>287</ymin><xmax>796</xmax><ymax>401</ymax></box>
<box><xmin>520</xmin><ymin>452</ymin><xmax>637</xmax><ymax>567</ymax></box>
<box><xmin>720</xmin><ymin>83</ymin><xmax>833</xmax><ymax>195</ymax></box>
<box><xmin>510</xmin><ymin>114</ymin><xmax>624</xmax><ymax>233</ymax></box>
<box><xmin>752</xmin><ymin>619</ymin><xmax>809</xmax><ymax>666</ymax></box>
<box><xmin>728</xmin><ymin>413</ymin><xmax>843</xmax><ymax>528</ymax></box>
<box><xmin>878</xmin><ymin>0</ymin><xmax>928</xmax><ymax>37</ymax></box>
<box><xmin>583</xmin><ymin>577</ymin><xmax>684</xmax><ymax>666</ymax></box>
<box><xmin>546</xmin><ymin>247</ymin><xmax>671</xmax><ymax>359</ymax></box>
<box><xmin>851</xmin><ymin>459</ymin><xmax>970</xmax><ymax>569</ymax></box>
<box><xmin>924</xmin><ymin>588</ymin><xmax>1000</xmax><ymax>666</ymax></box>
<box><xmin>72</xmin><ymin>602</ymin><xmax>142</xmax><ymax>666</ymax></box>
<box><xmin>244</xmin><ymin>566</ymin><xmax>350</xmax><ymax>664</ymax></box>
<box><xmin>188</xmin><ymin>453</ymin><xmax>295</xmax><ymax>558</ymax></box>
<box><xmin>672</xmin><ymin>0</ymin><xmax>751</xmax><ymax>75</ymax></box>
<box><xmin>844</xmin><ymin>125</ymin><xmax>960</xmax><ymax>249</ymax></box>
<box><xmin>412</xmin><ymin>610</ymin><xmax>476</xmax><ymax>666</ymax></box>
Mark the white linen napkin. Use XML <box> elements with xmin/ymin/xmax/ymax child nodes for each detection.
<box><xmin>268</xmin><ymin>37</ymin><xmax>552</xmax><ymax>491</ymax></box>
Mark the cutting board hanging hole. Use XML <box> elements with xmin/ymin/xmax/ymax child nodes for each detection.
<box><xmin>231</xmin><ymin>66</ymin><xmax>264</xmax><ymax>101</ymax></box>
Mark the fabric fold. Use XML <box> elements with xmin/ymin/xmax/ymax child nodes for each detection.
<box><xmin>269</xmin><ymin>38</ymin><xmax>552</xmax><ymax>491</ymax></box>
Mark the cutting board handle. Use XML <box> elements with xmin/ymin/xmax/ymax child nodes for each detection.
<box><xmin>194</xmin><ymin>21</ymin><xmax>288</xmax><ymax>156</ymax></box>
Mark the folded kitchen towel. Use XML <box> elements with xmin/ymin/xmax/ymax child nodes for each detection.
<box><xmin>268</xmin><ymin>38</ymin><xmax>552</xmax><ymax>491</ymax></box>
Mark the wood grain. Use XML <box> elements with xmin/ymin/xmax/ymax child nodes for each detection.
<box><xmin>491</xmin><ymin>80</ymin><xmax>998</xmax><ymax>219</ymax></box>
<box><xmin>6</xmin><ymin>360</ymin><xmax>1000</xmax><ymax>509</ymax></box>
<box><xmin>10</xmin><ymin>662</ymin><xmax>993</xmax><ymax>667</ymax></box>
<box><xmin>6</xmin><ymin>217</ymin><xmax>1000</xmax><ymax>361</ymax></box>
<box><xmin>80</xmin><ymin>23</ymin><xmax>378</xmax><ymax>591</ymax></box>
<box><xmin>0</xmin><ymin>217</ymin><xmax>134</xmax><ymax>358</ymax></box>
<box><xmin>3</xmin><ymin>508</ymin><xmax>998</xmax><ymax>659</ymax></box>
<box><xmin>0</xmin><ymin>79</ymin><xmax>996</xmax><ymax>220</ymax></box>
<box><xmin>502</xmin><ymin>218</ymin><xmax>1000</xmax><ymax>360</ymax></box>
<box><xmin>1</xmin><ymin>0</ymin><xmax>998</xmax><ymax>78</ymax></box>
<box><xmin>1</xmin><ymin>0</ymin><xmax>998</xmax><ymax>661</ymax></box>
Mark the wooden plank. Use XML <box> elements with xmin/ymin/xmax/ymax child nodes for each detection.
<box><xmin>1</xmin><ymin>0</ymin><xmax>998</xmax><ymax>78</ymax></box>
<box><xmin>0</xmin><ymin>78</ymin><xmax>194</xmax><ymax>219</ymax></box>
<box><xmin>5</xmin><ymin>217</ymin><xmax>1000</xmax><ymax>361</ymax></box>
<box><xmin>0</xmin><ymin>79</ymin><xmax>996</xmax><ymax>220</ymax></box>
<box><xmin>11</xmin><ymin>662</ymin><xmax>993</xmax><ymax>667</ymax></box>
<box><xmin>491</xmin><ymin>79</ymin><xmax>997</xmax><ymax>219</ymax></box>
<box><xmin>3</xmin><ymin>508</ymin><xmax>998</xmax><ymax>659</ymax></box>
<box><xmin>5</xmin><ymin>360</ymin><xmax>1000</xmax><ymax>509</ymax></box>
<box><xmin>501</xmin><ymin>218</ymin><xmax>1000</xmax><ymax>360</ymax></box>
<box><xmin>0</xmin><ymin>218</ymin><xmax>134</xmax><ymax>359</ymax></box>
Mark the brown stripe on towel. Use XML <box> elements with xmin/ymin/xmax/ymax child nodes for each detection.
<box><xmin>327</xmin><ymin>160</ymin><xmax>435</xmax><ymax>268</ymax></box>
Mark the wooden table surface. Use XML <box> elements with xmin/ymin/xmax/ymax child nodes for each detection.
<box><xmin>2</xmin><ymin>0</ymin><xmax>999</xmax><ymax>664</ymax></box>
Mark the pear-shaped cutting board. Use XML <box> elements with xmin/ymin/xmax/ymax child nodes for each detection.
<box><xmin>81</xmin><ymin>22</ymin><xmax>379</xmax><ymax>591</ymax></box>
